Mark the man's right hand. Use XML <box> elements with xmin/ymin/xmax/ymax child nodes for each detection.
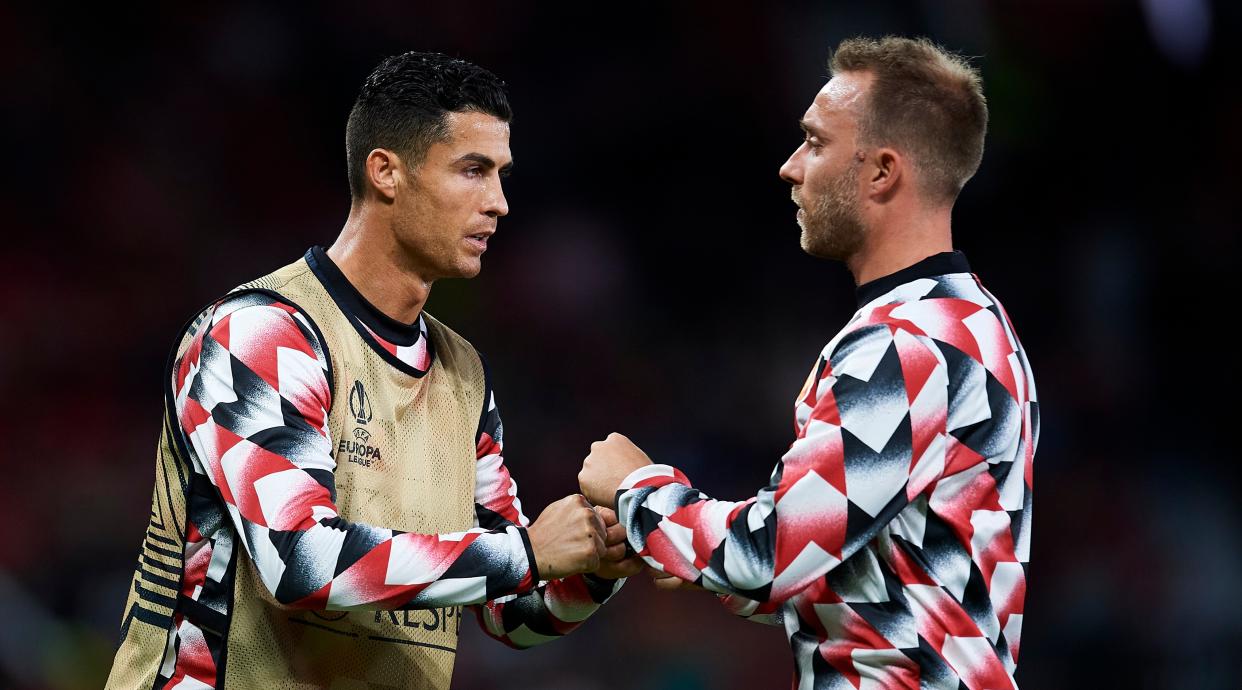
<box><xmin>526</xmin><ymin>494</ymin><xmax>606</xmax><ymax>580</ymax></box>
<box><xmin>650</xmin><ymin>568</ymin><xmax>703</xmax><ymax>591</ymax></box>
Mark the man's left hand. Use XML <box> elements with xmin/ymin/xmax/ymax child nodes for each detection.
<box><xmin>592</xmin><ymin>507</ymin><xmax>645</xmax><ymax>579</ymax></box>
<box><xmin>578</xmin><ymin>432</ymin><xmax>653</xmax><ymax>509</ymax></box>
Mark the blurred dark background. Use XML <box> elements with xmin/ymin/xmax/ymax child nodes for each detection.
<box><xmin>1</xmin><ymin>1</ymin><xmax>1239</xmax><ymax>688</ymax></box>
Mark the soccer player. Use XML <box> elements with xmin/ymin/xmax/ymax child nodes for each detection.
<box><xmin>106</xmin><ymin>52</ymin><xmax>640</xmax><ymax>690</ymax></box>
<box><xmin>579</xmin><ymin>37</ymin><xmax>1038</xmax><ymax>688</ymax></box>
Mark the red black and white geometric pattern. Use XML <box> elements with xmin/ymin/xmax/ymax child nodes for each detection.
<box><xmin>471</xmin><ymin>385</ymin><xmax>623</xmax><ymax>649</ymax></box>
<box><xmin>617</xmin><ymin>256</ymin><xmax>1038</xmax><ymax>689</ymax></box>
<box><xmin>357</xmin><ymin>317</ymin><xmax>432</xmax><ymax>372</ymax></box>
<box><xmin>156</xmin><ymin>282</ymin><xmax>620</xmax><ymax>688</ymax></box>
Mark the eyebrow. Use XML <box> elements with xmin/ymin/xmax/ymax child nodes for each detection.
<box><xmin>798</xmin><ymin>119</ymin><xmax>823</xmax><ymax>138</ymax></box>
<box><xmin>456</xmin><ymin>152</ymin><xmax>514</xmax><ymax>174</ymax></box>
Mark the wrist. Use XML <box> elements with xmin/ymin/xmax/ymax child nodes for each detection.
<box><xmin>619</xmin><ymin>463</ymin><xmax>691</xmax><ymax>492</ymax></box>
<box><xmin>515</xmin><ymin>525</ymin><xmax>541</xmax><ymax>587</ymax></box>
<box><xmin>583</xmin><ymin>572</ymin><xmax>615</xmax><ymax>584</ymax></box>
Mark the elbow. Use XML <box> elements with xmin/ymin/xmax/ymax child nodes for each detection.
<box><xmin>475</xmin><ymin>603</ymin><xmax>558</xmax><ymax>649</ymax></box>
<box><xmin>705</xmin><ymin>552</ymin><xmax>777</xmax><ymax>604</ymax></box>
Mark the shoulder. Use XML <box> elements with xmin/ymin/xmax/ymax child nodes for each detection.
<box><xmin>854</xmin><ymin>276</ymin><xmax>1005</xmax><ymax>351</ymax></box>
<box><xmin>826</xmin><ymin>320</ymin><xmax>943</xmax><ymax>386</ymax></box>
<box><xmin>209</xmin><ymin>292</ymin><xmax>326</xmax><ymax>359</ymax></box>
<box><xmin>421</xmin><ymin>312</ymin><xmax>475</xmax><ymax>352</ymax></box>
<box><xmin>186</xmin><ymin>294</ymin><xmax>333</xmax><ymax>406</ymax></box>
<box><xmin>422</xmin><ymin>311</ymin><xmax>485</xmax><ymax>375</ymax></box>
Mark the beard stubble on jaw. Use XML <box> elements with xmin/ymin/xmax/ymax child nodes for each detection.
<box><xmin>797</xmin><ymin>164</ymin><xmax>866</xmax><ymax>261</ymax></box>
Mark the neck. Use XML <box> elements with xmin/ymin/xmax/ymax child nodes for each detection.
<box><xmin>327</xmin><ymin>204</ymin><xmax>432</xmax><ymax>324</ymax></box>
<box><xmin>847</xmin><ymin>204</ymin><xmax>953</xmax><ymax>285</ymax></box>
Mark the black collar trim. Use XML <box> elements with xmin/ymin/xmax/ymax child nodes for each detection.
<box><xmin>854</xmin><ymin>250</ymin><xmax>972</xmax><ymax>308</ymax></box>
<box><xmin>305</xmin><ymin>246</ymin><xmax>434</xmax><ymax>378</ymax></box>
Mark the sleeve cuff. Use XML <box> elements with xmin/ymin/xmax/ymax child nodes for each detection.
<box><xmin>513</xmin><ymin>525</ymin><xmax>541</xmax><ymax>589</ymax></box>
<box><xmin>619</xmin><ymin>463</ymin><xmax>692</xmax><ymax>492</ymax></box>
<box><xmin>581</xmin><ymin>573</ymin><xmax>626</xmax><ymax>601</ymax></box>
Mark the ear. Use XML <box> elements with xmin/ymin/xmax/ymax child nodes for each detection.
<box><xmin>364</xmin><ymin>148</ymin><xmax>405</xmax><ymax>202</ymax></box>
<box><xmin>866</xmin><ymin>147</ymin><xmax>903</xmax><ymax>201</ymax></box>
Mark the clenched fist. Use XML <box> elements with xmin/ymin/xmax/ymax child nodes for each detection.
<box><xmin>593</xmin><ymin>507</ymin><xmax>645</xmax><ymax>579</ymax></box>
<box><xmin>578</xmin><ymin>432</ymin><xmax>653</xmax><ymax>509</ymax></box>
<box><xmin>526</xmin><ymin>494</ymin><xmax>606</xmax><ymax>580</ymax></box>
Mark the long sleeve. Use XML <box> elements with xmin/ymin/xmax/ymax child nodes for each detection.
<box><xmin>718</xmin><ymin>592</ymin><xmax>784</xmax><ymax>626</ymax></box>
<box><xmin>616</xmin><ymin>322</ymin><xmax>948</xmax><ymax>614</ymax></box>
<box><xmin>174</xmin><ymin>295</ymin><xmax>537</xmax><ymax>611</ymax></box>
<box><xmin>469</xmin><ymin>385</ymin><xmax>624</xmax><ymax>649</ymax></box>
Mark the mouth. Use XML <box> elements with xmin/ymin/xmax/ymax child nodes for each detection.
<box><xmin>464</xmin><ymin>230</ymin><xmax>494</xmax><ymax>253</ymax></box>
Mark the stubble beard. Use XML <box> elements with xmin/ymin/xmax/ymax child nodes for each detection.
<box><xmin>796</xmin><ymin>165</ymin><xmax>866</xmax><ymax>262</ymax></box>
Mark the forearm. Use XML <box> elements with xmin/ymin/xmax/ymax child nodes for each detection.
<box><xmin>474</xmin><ymin>573</ymin><xmax>623</xmax><ymax>649</ymax></box>
<box><xmin>615</xmin><ymin>325</ymin><xmax>946</xmax><ymax>609</ymax></box>
<box><xmin>470</xmin><ymin>373</ymin><xmax>625</xmax><ymax>647</ymax></box>
<box><xmin>617</xmin><ymin>467</ymin><xmax>775</xmax><ymax>601</ymax></box>
<box><xmin>256</xmin><ymin>516</ymin><xmax>538</xmax><ymax>611</ymax></box>
<box><xmin>180</xmin><ymin>298</ymin><xmax>538</xmax><ymax>611</ymax></box>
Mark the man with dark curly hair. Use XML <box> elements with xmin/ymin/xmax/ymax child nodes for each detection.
<box><xmin>106</xmin><ymin>52</ymin><xmax>639</xmax><ymax>690</ymax></box>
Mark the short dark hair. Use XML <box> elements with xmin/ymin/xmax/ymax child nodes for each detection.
<box><xmin>345</xmin><ymin>51</ymin><xmax>512</xmax><ymax>198</ymax></box>
<box><xmin>829</xmin><ymin>36</ymin><xmax>988</xmax><ymax>203</ymax></box>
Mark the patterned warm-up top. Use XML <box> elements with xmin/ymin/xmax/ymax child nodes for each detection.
<box><xmin>618</xmin><ymin>252</ymin><xmax>1038</xmax><ymax>689</ymax></box>
<box><xmin>153</xmin><ymin>247</ymin><xmax>619</xmax><ymax>688</ymax></box>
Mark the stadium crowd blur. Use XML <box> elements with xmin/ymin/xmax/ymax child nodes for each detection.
<box><xmin>1</xmin><ymin>2</ymin><xmax>1238</xmax><ymax>688</ymax></box>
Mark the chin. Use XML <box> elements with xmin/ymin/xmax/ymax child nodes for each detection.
<box><xmin>800</xmin><ymin>233</ymin><xmax>845</xmax><ymax>262</ymax></box>
<box><xmin>799</xmin><ymin>231</ymin><xmax>826</xmax><ymax>258</ymax></box>
<box><xmin>453</xmin><ymin>260</ymin><xmax>483</xmax><ymax>279</ymax></box>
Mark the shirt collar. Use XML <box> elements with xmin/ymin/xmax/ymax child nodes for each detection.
<box><xmin>306</xmin><ymin>246</ymin><xmax>425</xmax><ymax>347</ymax></box>
<box><xmin>854</xmin><ymin>250</ymin><xmax>972</xmax><ymax>308</ymax></box>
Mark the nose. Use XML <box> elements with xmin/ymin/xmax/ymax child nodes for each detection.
<box><xmin>485</xmin><ymin>179</ymin><xmax>509</xmax><ymax>219</ymax></box>
<box><xmin>779</xmin><ymin>146</ymin><xmax>804</xmax><ymax>185</ymax></box>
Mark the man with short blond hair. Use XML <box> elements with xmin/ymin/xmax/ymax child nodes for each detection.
<box><xmin>830</xmin><ymin>36</ymin><xmax>988</xmax><ymax>203</ymax></box>
<box><xmin>581</xmin><ymin>36</ymin><xmax>1038</xmax><ymax>689</ymax></box>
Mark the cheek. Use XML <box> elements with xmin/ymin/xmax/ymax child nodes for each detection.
<box><xmin>809</xmin><ymin>157</ymin><xmax>857</xmax><ymax>198</ymax></box>
<box><xmin>796</xmin><ymin>157</ymin><xmax>825</xmax><ymax>192</ymax></box>
<box><xmin>404</xmin><ymin>187</ymin><xmax>466</xmax><ymax>232</ymax></box>
<box><xmin>803</xmin><ymin>156</ymin><xmax>839</xmax><ymax>190</ymax></box>
<box><xmin>439</xmin><ymin>182</ymin><xmax>484</xmax><ymax>220</ymax></box>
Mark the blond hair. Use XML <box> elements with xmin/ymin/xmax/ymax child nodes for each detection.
<box><xmin>830</xmin><ymin>36</ymin><xmax>988</xmax><ymax>202</ymax></box>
